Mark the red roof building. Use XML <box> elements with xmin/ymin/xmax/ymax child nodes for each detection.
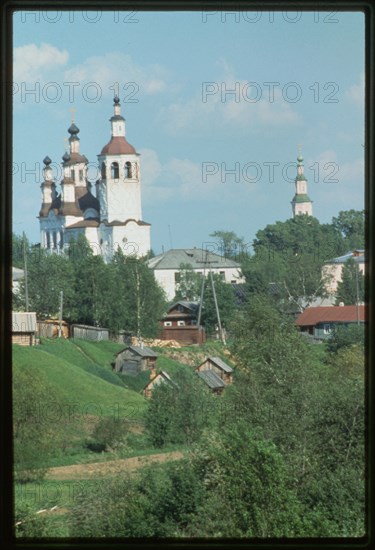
<box><xmin>296</xmin><ymin>305</ymin><xmax>366</xmax><ymax>340</ymax></box>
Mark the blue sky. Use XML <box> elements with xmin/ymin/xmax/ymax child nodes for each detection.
<box><xmin>13</xmin><ymin>10</ymin><xmax>364</xmax><ymax>254</ymax></box>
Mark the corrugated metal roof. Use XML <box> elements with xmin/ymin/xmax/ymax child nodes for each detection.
<box><xmin>324</xmin><ymin>250</ymin><xmax>366</xmax><ymax>265</ymax></box>
<box><xmin>12</xmin><ymin>312</ymin><xmax>37</xmax><ymax>332</ymax></box>
<box><xmin>208</xmin><ymin>356</ymin><xmax>233</xmax><ymax>373</ymax></box>
<box><xmin>197</xmin><ymin>370</ymin><xmax>226</xmax><ymax>389</ymax></box>
<box><xmin>296</xmin><ymin>305</ymin><xmax>366</xmax><ymax>326</ymax></box>
<box><xmin>147</xmin><ymin>248</ymin><xmax>241</xmax><ymax>270</ymax></box>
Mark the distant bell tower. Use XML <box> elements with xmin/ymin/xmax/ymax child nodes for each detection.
<box><xmin>291</xmin><ymin>152</ymin><xmax>313</xmax><ymax>217</ymax></box>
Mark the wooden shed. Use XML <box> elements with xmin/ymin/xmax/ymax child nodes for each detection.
<box><xmin>196</xmin><ymin>369</ymin><xmax>226</xmax><ymax>395</ymax></box>
<box><xmin>12</xmin><ymin>312</ymin><xmax>37</xmax><ymax>346</ymax></box>
<box><xmin>37</xmin><ymin>319</ymin><xmax>70</xmax><ymax>339</ymax></box>
<box><xmin>113</xmin><ymin>345</ymin><xmax>158</xmax><ymax>376</ymax></box>
<box><xmin>195</xmin><ymin>356</ymin><xmax>233</xmax><ymax>384</ymax></box>
<box><xmin>143</xmin><ymin>369</ymin><xmax>174</xmax><ymax>399</ymax></box>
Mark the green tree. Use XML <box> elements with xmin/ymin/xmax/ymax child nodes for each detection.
<box><xmin>332</xmin><ymin>209</ymin><xmax>365</xmax><ymax>250</ymax></box>
<box><xmin>242</xmin><ymin>216</ymin><xmax>345</xmax><ymax>309</ymax></box>
<box><xmin>174</xmin><ymin>263</ymin><xmax>201</xmax><ymax>302</ymax></box>
<box><xmin>209</xmin><ymin>230</ymin><xmax>246</xmax><ymax>259</ymax></box>
<box><xmin>144</xmin><ymin>368</ymin><xmax>213</xmax><ymax>447</ymax></box>
<box><xmin>200</xmin><ymin>272</ymin><xmax>236</xmax><ymax>334</ymax></box>
<box><xmin>17</xmin><ymin>248</ymin><xmax>76</xmax><ymax>320</ymax></box>
<box><xmin>336</xmin><ymin>258</ymin><xmax>365</xmax><ymax>305</ymax></box>
<box><xmin>326</xmin><ymin>324</ymin><xmax>365</xmax><ymax>354</ymax></box>
<box><xmin>112</xmin><ymin>248</ymin><xmax>167</xmax><ymax>337</ymax></box>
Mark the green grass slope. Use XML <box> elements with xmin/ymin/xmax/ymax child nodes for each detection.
<box><xmin>13</xmin><ymin>344</ymin><xmax>146</xmax><ymax>420</ymax></box>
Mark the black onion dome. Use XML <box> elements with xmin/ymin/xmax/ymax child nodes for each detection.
<box><xmin>62</xmin><ymin>151</ymin><xmax>71</xmax><ymax>162</ymax></box>
<box><xmin>113</xmin><ymin>95</ymin><xmax>120</xmax><ymax>105</ymax></box>
<box><xmin>68</xmin><ymin>123</ymin><xmax>80</xmax><ymax>135</ymax></box>
<box><xmin>43</xmin><ymin>156</ymin><xmax>52</xmax><ymax>166</ymax></box>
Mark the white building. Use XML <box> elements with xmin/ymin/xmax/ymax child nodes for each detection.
<box><xmin>291</xmin><ymin>154</ymin><xmax>313</xmax><ymax>217</ymax></box>
<box><xmin>322</xmin><ymin>250</ymin><xmax>366</xmax><ymax>294</ymax></box>
<box><xmin>148</xmin><ymin>248</ymin><xmax>245</xmax><ymax>301</ymax></box>
<box><xmin>38</xmin><ymin>97</ymin><xmax>151</xmax><ymax>261</ymax></box>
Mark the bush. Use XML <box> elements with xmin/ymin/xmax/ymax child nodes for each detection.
<box><xmin>86</xmin><ymin>417</ymin><xmax>129</xmax><ymax>452</ymax></box>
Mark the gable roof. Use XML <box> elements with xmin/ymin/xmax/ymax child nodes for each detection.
<box><xmin>200</xmin><ymin>356</ymin><xmax>233</xmax><ymax>373</ymax></box>
<box><xmin>143</xmin><ymin>370</ymin><xmax>175</xmax><ymax>391</ymax></box>
<box><xmin>168</xmin><ymin>301</ymin><xmax>199</xmax><ymax>313</ymax></box>
<box><xmin>12</xmin><ymin>312</ymin><xmax>37</xmax><ymax>332</ymax></box>
<box><xmin>147</xmin><ymin>248</ymin><xmax>241</xmax><ymax>270</ymax></box>
<box><xmin>296</xmin><ymin>305</ymin><xmax>366</xmax><ymax>326</ymax></box>
<box><xmin>197</xmin><ymin>369</ymin><xmax>226</xmax><ymax>389</ymax></box>
<box><xmin>116</xmin><ymin>345</ymin><xmax>158</xmax><ymax>358</ymax></box>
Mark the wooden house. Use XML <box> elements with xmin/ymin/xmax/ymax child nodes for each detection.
<box><xmin>143</xmin><ymin>368</ymin><xmax>175</xmax><ymax>399</ymax></box>
<box><xmin>159</xmin><ymin>301</ymin><xmax>205</xmax><ymax>345</ymax></box>
<box><xmin>113</xmin><ymin>345</ymin><xmax>158</xmax><ymax>376</ymax></box>
<box><xmin>195</xmin><ymin>356</ymin><xmax>233</xmax><ymax>384</ymax></box>
<box><xmin>296</xmin><ymin>305</ymin><xmax>366</xmax><ymax>341</ymax></box>
<box><xmin>196</xmin><ymin>369</ymin><xmax>226</xmax><ymax>395</ymax></box>
<box><xmin>12</xmin><ymin>312</ymin><xmax>37</xmax><ymax>346</ymax></box>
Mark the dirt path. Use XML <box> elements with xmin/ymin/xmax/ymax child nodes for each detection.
<box><xmin>46</xmin><ymin>451</ymin><xmax>184</xmax><ymax>480</ymax></box>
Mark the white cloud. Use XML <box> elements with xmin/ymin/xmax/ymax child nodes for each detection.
<box><xmin>158</xmin><ymin>61</ymin><xmax>301</xmax><ymax>134</ymax></box>
<box><xmin>13</xmin><ymin>43</ymin><xmax>69</xmax><ymax>82</ymax></box>
<box><xmin>140</xmin><ymin>148</ymin><xmax>257</xmax><ymax>203</ymax></box>
<box><xmin>64</xmin><ymin>52</ymin><xmax>169</xmax><ymax>98</ymax></box>
<box><xmin>345</xmin><ymin>72</ymin><xmax>365</xmax><ymax>107</ymax></box>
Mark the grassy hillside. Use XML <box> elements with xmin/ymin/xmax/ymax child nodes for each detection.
<box><xmin>13</xmin><ymin>342</ymin><xmax>146</xmax><ymax>420</ymax></box>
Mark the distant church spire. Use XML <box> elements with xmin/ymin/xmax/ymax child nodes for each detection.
<box><xmin>291</xmin><ymin>150</ymin><xmax>313</xmax><ymax>217</ymax></box>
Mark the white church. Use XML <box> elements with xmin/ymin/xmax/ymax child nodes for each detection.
<box><xmin>38</xmin><ymin>96</ymin><xmax>151</xmax><ymax>261</ymax></box>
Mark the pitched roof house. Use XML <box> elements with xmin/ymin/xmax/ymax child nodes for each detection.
<box><xmin>196</xmin><ymin>369</ymin><xmax>226</xmax><ymax>394</ymax></box>
<box><xmin>296</xmin><ymin>304</ymin><xmax>366</xmax><ymax>340</ymax></box>
<box><xmin>147</xmin><ymin>248</ymin><xmax>244</xmax><ymax>300</ymax></box>
<box><xmin>160</xmin><ymin>301</ymin><xmax>205</xmax><ymax>345</ymax></box>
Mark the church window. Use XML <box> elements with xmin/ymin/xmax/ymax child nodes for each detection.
<box><xmin>46</xmin><ymin>232</ymin><xmax>50</xmax><ymax>248</ymax></box>
<box><xmin>174</xmin><ymin>272</ymin><xmax>181</xmax><ymax>283</ymax></box>
<box><xmin>60</xmin><ymin>231</ymin><xmax>64</xmax><ymax>249</ymax></box>
<box><xmin>70</xmin><ymin>169</ymin><xmax>75</xmax><ymax>181</ymax></box>
<box><xmin>53</xmin><ymin>231</ymin><xmax>57</xmax><ymax>249</ymax></box>
<box><xmin>79</xmin><ymin>169</ymin><xmax>83</xmax><ymax>181</ymax></box>
<box><xmin>125</xmin><ymin>161</ymin><xmax>132</xmax><ymax>178</ymax></box>
<box><xmin>101</xmin><ymin>162</ymin><xmax>106</xmax><ymax>178</ymax></box>
<box><xmin>111</xmin><ymin>162</ymin><xmax>119</xmax><ymax>179</ymax></box>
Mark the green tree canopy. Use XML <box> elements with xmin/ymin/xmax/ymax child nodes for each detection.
<box><xmin>335</xmin><ymin>258</ymin><xmax>365</xmax><ymax>305</ymax></box>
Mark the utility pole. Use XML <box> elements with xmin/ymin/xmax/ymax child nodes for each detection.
<box><xmin>197</xmin><ymin>249</ymin><xmax>226</xmax><ymax>345</ymax></box>
<box><xmin>58</xmin><ymin>290</ymin><xmax>63</xmax><ymax>338</ymax></box>
<box><xmin>23</xmin><ymin>232</ymin><xmax>29</xmax><ymax>312</ymax></box>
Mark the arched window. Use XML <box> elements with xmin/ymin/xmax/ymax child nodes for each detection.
<box><xmin>101</xmin><ymin>162</ymin><xmax>106</xmax><ymax>178</ymax></box>
<box><xmin>125</xmin><ymin>161</ymin><xmax>132</xmax><ymax>179</ymax></box>
<box><xmin>70</xmin><ymin>169</ymin><xmax>75</xmax><ymax>181</ymax></box>
<box><xmin>59</xmin><ymin>231</ymin><xmax>64</xmax><ymax>249</ymax></box>
<box><xmin>111</xmin><ymin>162</ymin><xmax>119</xmax><ymax>179</ymax></box>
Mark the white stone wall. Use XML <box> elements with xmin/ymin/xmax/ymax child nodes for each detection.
<box><xmin>322</xmin><ymin>261</ymin><xmax>366</xmax><ymax>293</ymax></box>
<box><xmin>153</xmin><ymin>266</ymin><xmax>244</xmax><ymax>301</ymax></box>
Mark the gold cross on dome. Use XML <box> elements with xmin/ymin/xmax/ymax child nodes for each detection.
<box><xmin>69</xmin><ymin>107</ymin><xmax>76</xmax><ymax>123</ymax></box>
<box><xmin>298</xmin><ymin>143</ymin><xmax>303</xmax><ymax>155</ymax></box>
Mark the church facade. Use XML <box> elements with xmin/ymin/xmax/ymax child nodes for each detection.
<box><xmin>38</xmin><ymin>97</ymin><xmax>151</xmax><ymax>261</ymax></box>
